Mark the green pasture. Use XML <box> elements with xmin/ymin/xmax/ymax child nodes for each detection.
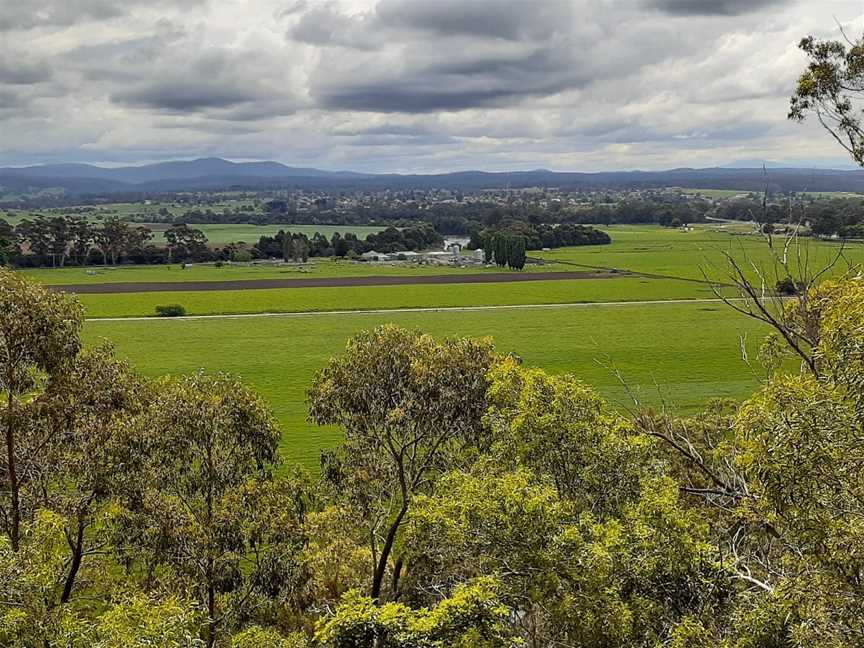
<box><xmin>534</xmin><ymin>225</ymin><xmax>864</xmax><ymax>282</ymax></box>
<box><xmin>25</xmin><ymin>225</ymin><xmax>862</xmax><ymax>291</ymax></box>
<box><xmin>23</xmin><ymin>257</ymin><xmax>577</xmax><ymax>286</ymax></box>
<box><xmin>75</xmin><ymin>277</ymin><xmax>717</xmax><ymax>319</ymax></box>
<box><xmin>83</xmin><ymin>301</ymin><xmax>773</xmax><ymax>469</ymax></box>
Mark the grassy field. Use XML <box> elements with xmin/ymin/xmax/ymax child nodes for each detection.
<box><xmin>24</xmin><ymin>258</ymin><xmax>569</xmax><ymax>286</ymax></box>
<box><xmin>83</xmin><ymin>301</ymin><xmax>772</xmax><ymax>469</ymax></box>
<box><xmin>76</xmin><ymin>277</ymin><xmax>717</xmax><ymax>318</ymax></box>
<box><xmin>534</xmin><ymin>225</ymin><xmax>864</xmax><ymax>282</ymax></box>
<box><xmin>21</xmin><ymin>224</ymin><xmax>859</xmax><ymax>320</ymax></box>
<box><xmin>25</xmin><ymin>224</ymin><xmax>863</xmax><ymax>289</ymax></box>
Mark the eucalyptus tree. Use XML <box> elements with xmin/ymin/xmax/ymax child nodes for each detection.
<box><xmin>308</xmin><ymin>325</ymin><xmax>500</xmax><ymax>602</ymax></box>
<box><xmin>28</xmin><ymin>344</ymin><xmax>150</xmax><ymax>605</ymax></box>
<box><xmin>120</xmin><ymin>372</ymin><xmax>306</xmax><ymax>648</ymax></box>
<box><xmin>0</xmin><ymin>270</ymin><xmax>82</xmax><ymax>551</ymax></box>
<box><xmin>790</xmin><ymin>33</ymin><xmax>864</xmax><ymax>165</ymax></box>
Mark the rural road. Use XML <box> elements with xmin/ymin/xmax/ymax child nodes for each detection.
<box><xmin>54</xmin><ymin>270</ymin><xmax>618</xmax><ymax>294</ymax></box>
<box><xmin>86</xmin><ymin>297</ymin><xmax>742</xmax><ymax>322</ymax></box>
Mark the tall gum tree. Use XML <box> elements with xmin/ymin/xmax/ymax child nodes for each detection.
<box><xmin>0</xmin><ymin>269</ymin><xmax>82</xmax><ymax>551</ymax></box>
<box><xmin>308</xmin><ymin>325</ymin><xmax>500</xmax><ymax>602</ymax></box>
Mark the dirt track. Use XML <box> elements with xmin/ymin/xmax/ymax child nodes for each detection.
<box><xmin>53</xmin><ymin>270</ymin><xmax>620</xmax><ymax>294</ymax></box>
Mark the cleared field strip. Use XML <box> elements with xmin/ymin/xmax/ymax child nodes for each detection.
<box><xmin>86</xmin><ymin>297</ymin><xmax>748</xmax><ymax>322</ymax></box>
<box><xmin>53</xmin><ymin>270</ymin><xmax>618</xmax><ymax>293</ymax></box>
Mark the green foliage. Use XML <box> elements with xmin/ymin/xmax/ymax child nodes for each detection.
<box><xmin>314</xmin><ymin>578</ymin><xmax>514</xmax><ymax>648</ymax></box>
<box><xmin>790</xmin><ymin>34</ymin><xmax>864</xmax><ymax>166</ymax></box>
<box><xmin>487</xmin><ymin>233</ymin><xmax>526</xmax><ymax>270</ymax></box>
<box><xmin>156</xmin><ymin>303</ymin><xmax>188</xmax><ymax>317</ymax></box>
<box><xmin>231</xmin><ymin>626</ymin><xmax>308</xmax><ymax>648</ymax></box>
<box><xmin>0</xmin><ymin>269</ymin><xmax>84</xmax><ymax>551</ymax></box>
<box><xmin>403</xmin><ymin>467</ymin><xmax>570</xmax><ymax>604</ymax></box>
<box><xmin>118</xmin><ymin>372</ymin><xmax>300</xmax><ymax>646</ymax></box>
<box><xmin>0</xmin><ymin>511</ymin><xmax>75</xmax><ymax>646</ymax></box>
<box><xmin>88</xmin><ymin>595</ymin><xmax>204</xmax><ymax>648</ymax></box>
<box><xmin>486</xmin><ymin>358</ymin><xmax>655</xmax><ymax>511</ymax></box>
<box><xmin>756</xmin><ymin>333</ymin><xmax>787</xmax><ymax>376</ymax></box>
<box><xmin>0</xmin><ymin>268</ymin><xmax>83</xmax><ymax>392</ymax></box>
<box><xmin>775</xmin><ymin>276</ymin><xmax>800</xmax><ymax>296</ymax></box>
<box><xmin>308</xmin><ymin>325</ymin><xmax>501</xmax><ymax>600</ymax></box>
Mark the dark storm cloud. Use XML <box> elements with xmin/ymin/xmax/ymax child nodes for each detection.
<box><xmin>315</xmin><ymin>46</ymin><xmax>585</xmax><ymax>112</ymax></box>
<box><xmin>111</xmin><ymin>80</ymin><xmax>256</xmax><ymax>111</ymax></box>
<box><xmin>290</xmin><ymin>0</ymin><xmax>571</xmax><ymax>49</ymax></box>
<box><xmin>375</xmin><ymin>0</ymin><xmax>573</xmax><ymax>40</ymax></box>
<box><xmin>104</xmin><ymin>45</ymin><xmax>299</xmax><ymax>119</ymax></box>
<box><xmin>298</xmin><ymin>0</ymin><xmax>707</xmax><ymax>114</ymax></box>
<box><xmin>644</xmin><ymin>0</ymin><xmax>788</xmax><ymax>16</ymax></box>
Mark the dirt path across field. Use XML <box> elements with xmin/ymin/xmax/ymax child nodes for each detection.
<box><xmin>53</xmin><ymin>270</ymin><xmax>622</xmax><ymax>294</ymax></box>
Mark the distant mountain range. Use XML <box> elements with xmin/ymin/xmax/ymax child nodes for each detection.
<box><xmin>2</xmin><ymin>157</ymin><xmax>864</xmax><ymax>198</ymax></box>
<box><xmin>0</xmin><ymin>158</ymin><xmax>368</xmax><ymax>184</ymax></box>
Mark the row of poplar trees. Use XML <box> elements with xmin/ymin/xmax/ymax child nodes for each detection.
<box><xmin>483</xmin><ymin>233</ymin><xmax>526</xmax><ymax>270</ymax></box>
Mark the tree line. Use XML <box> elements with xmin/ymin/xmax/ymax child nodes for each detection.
<box><xmin>253</xmin><ymin>224</ymin><xmax>443</xmax><ymax>261</ymax></box>
<box><xmin>471</xmin><ymin>221</ymin><xmax>611</xmax><ymax>252</ymax></box>
<box><xmin>1</xmin><ymin>217</ymin><xmax>445</xmax><ymax>268</ymax></box>
<box><xmin>2</xmin><ymin>216</ymin><xmax>213</xmax><ymax>268</ymax></box>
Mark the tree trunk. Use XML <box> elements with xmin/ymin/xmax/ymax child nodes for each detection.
<box><xmin>206</xmin><ymin>577</ymin><xmax>216</xmax><ymax>648</ymax></box>
<box><xmin>61</xmin><ymin>519</ymin><xmax>85</xmax><ymax>604</ymax></box>
<box><xmin>391</xmin><ymin>556</ymin><xmax>404</xmax><ymax>601</ymax></box>
<box><xmin>4</xmin><ymin>388</ymin><xmax>19</xmax><ymax>552</ymax></box>
<box><xmin>371</xmin><ymin>502</ymin><xmax>408</xmax><ymax>601</ymax></box>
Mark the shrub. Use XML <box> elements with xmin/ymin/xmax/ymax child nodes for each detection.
<box><xmin>155</xmin><ymin>304</ymin><xmax>187</xmax><ymax>317</ymax></box>
<box><xmin>776</xmin><ymin>277</ymin><xmax>801</xmax><ymax>296</ymax></box>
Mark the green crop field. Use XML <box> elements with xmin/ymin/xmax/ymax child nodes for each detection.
<box><xmin>76</xmin><ymin>278</ymin><xmax>717</xmax><ymax>319</ymax></box>
<box><xmin>534</xmin><ymin>225</ymin><xmax>864</xmax><ymax>282</ymax></box>
<box><xmin>19</xmin><ymin>224</ymin><xmax>858</xmax><ymax>321</ymax></box>
<box><xmin>83</xmin><ymin>301</ymin><xmax>773</xmax><ymax>469</ymax></box>
<box><xmin>24</xmin><ymin>224</ymin><xmax>863</xmax><ymax>289</ymax></box>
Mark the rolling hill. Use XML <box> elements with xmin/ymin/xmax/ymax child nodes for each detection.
<box><xmin>3</xmin><ymin>158</ymin><xmax>864</xmax><ymax>199</ymax></box>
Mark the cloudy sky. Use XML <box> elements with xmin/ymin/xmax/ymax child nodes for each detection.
<box><xmin>0</xmin><ymin>0</ymin><xmax>861</xmax><ymax>172</ymax></box>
